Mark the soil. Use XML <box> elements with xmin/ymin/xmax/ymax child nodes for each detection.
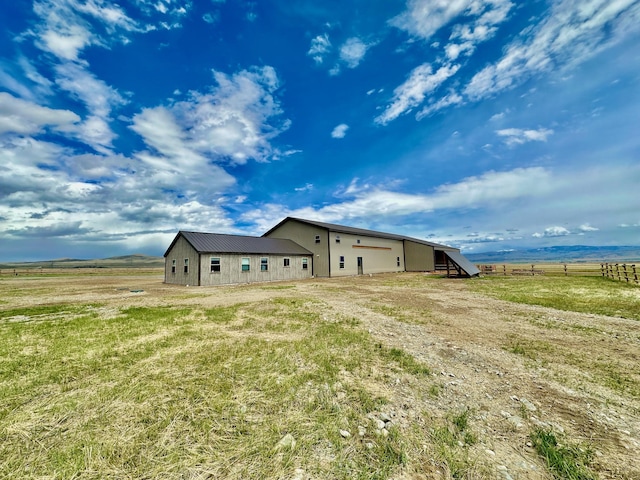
<box><xmin>3</xmin><ymin>270</ymin><xmax>639</xmax><ymax>479</ymax></box>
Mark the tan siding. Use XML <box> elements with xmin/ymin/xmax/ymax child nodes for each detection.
<box><xmin>264</xmin><ymin>221</ymin><xmax>329</xmax><ymax>276</ymax></box>
<box><xmin>404</xmin><ymin>240</ymin><xmax>435</xmax><ymax>271</ymax></box>
<box><xmin>199</xmin><ymin>254</ymin><xmax>311</xmax><ymax>286</ymax></box>
<box><xmin>164</xmin><ymin>236</ymin><xmax>200</xmax><ymax>285</ymax></box>
<box><xmin>330</xmin><ymin>233</ymin><xmax>404</xmax><ymax>276</ymax></box>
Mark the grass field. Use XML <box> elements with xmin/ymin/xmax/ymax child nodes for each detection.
<box><xmin>1</xmin><ymin>270</ymin><xmax>638</xmax><ymax>479</ymax></box>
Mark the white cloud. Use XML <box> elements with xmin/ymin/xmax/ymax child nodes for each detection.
<box><xmin>375</xmin><ymin>63</ymin><xmax>460</xmax><ymax>125</ymax></box>
<box><xmin>464</xmin><ymin>0</ymin><xmax>640</xmax><ymax>100</ymax></box>
<box><xmin>416</xmin><ymin>90</ymin><xmax>463</xmax><ymax>119</ymax></box>
<box><xmin>331</xmin><ymin>123</ymin><xmax>349</xmax><ymax>138</ymax></box>
<box><xmin>0</xmin><ymin>92</ymin><xmax>79</xmax><ymax>134</ymax></box>
<box><xmin>308</xmin><ymin>34</ymin><xmax>331</xmax><ymax>64</ymax></box>
<box><xmin>339</xmin><ymin>37</ymin><xmax>372</xmax><ymax>68</ymax></box>
<box><xmin>579</xmin><ymin>223</ymin><xmax>599</xmax><ymax>232</ymax></box>
<box><xmin>496</xmin><ymin>127</ymin><xmax>553</xmax><ymax>146</ymax></box>
<box><xmin>532</xmin><ymin>226</ymin><xmax>571</xmax><ymax>238</ymax></box>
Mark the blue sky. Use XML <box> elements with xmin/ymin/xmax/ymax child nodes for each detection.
<box><xmin>1</xmin><ymin>0</ymin><xmax>639</xmax><ymax>261</ymax></box>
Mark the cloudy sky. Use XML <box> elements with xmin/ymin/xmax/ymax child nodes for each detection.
<box><xmin>1</xmin><ymin>0</ymin><xmax>639</xmax><ymax>261</ymax></box>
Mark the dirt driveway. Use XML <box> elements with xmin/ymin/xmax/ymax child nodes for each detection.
<box><xmin>3</xmin><ymin>271</ymin><xmax>639</xmax><ymax>479</ymax></box>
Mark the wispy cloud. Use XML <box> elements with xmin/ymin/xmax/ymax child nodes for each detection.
<box><xmin>532</xmin><ymin>226</ymin><xmax>571</xmax><ymax>238</ymax></box>
<box><xmin>0</xmin><ymin>92</ymin><xmax>79</xmax><ymax>134</ymax></box>
<box><xmin>331</xmin><ymin>123</ymin><xmax>349</xmax><ymax>138</ymax></box>
<box><xmin>339</xmin><ymin>37</ymin><xmax>373</xmax><ymax>68</ymax></box>
<box><xmin>496</xmin><ymin>127</ymin><xmax>553</xmax><ymax>146</ymax></box>
<box><xmin>375</xmin><ymin>63</ymin><xmax>460</xmax><ymax>125</ymax></box>
<box><xmin>464</xmin><ymin>0</ymin><xmax>640</xmax><ymax>100</ymax></box>
<box><xmin>308</xmin><ymin>33</ymin><xmax>331</xmax><ymax>64</ymax></box>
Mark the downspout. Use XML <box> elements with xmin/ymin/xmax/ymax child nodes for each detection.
<box><xmin>402</xmin><ymin>240</ymin><xmax>407</xmax><ymax>272</ymax></box>
<box><xmin>197</xmin><ymin>254</ymin><xmax>202</xmax><ymax>286</ymax></box>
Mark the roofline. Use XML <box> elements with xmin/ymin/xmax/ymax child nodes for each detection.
<box><xmin>262</xmin><ymin>217</ymin><xmax>457</xmax><ymax>251</ymax></box>
<box><xmin>164</xmin><ymin>230</ymin><xmax>313</xmax><ymax>257</ymax></box>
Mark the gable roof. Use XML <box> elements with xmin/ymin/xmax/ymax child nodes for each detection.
<box><xmin>164</xmin><ymin>231</ymin><xmax>313</xmax><ymax>257</ymax></box>
<box><xmin>263</xmin><ymin>217</ymin><xmax>458</xmax><ymax>251</ymax></box>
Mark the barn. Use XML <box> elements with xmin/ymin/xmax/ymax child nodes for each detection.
<box><xmin>164</xmin><ymin>231</ymin><xmax>313</xmax><ymax>286</ymax></box>
<box><xmin>263</xmin><ymin>217</ymin><xmax>479</xmax><ymax>278</ymax></box>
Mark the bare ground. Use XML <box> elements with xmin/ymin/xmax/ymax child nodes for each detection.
<box><xmin>3</xmin><ymin>270</ymin><xmax>639</xmax><ymax>479</ymax></box>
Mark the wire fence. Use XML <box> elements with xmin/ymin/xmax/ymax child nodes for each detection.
<box><xmin>477</xmin><ymin>262</ymin><xmax>639</xmax><ymax>284</ymax></box>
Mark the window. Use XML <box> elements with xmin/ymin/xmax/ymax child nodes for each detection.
<box><xmin>357</xmin><ymin>239</ymin><xmax>361</xmax><ymax>244</ymax></box>
<box><xmin>335</xmin><ymin>235</ymin><xmax>340</xmax><ymax>244</ymax></box>
<box><xmin>261</xmin><ymin>257</ymin><xmax>268</xmax><ymax>271</ymax></box>
<box><xmin>397</xmin><ymin>256</ymin><xmax>401</xmax><ymax>267</ymax></box>
<box><xmin>242</xmin><ymin>258</ymin><xmax>250</xmax><ymax>272</ymax></box>
<box><xmin>302</xmin><ymin>258</ymin><xmax>308</xmax><ymax>270</ymax></box>
<box><xmin>339</xmin><ymin>256</ymin><xmax>345</xmax><ymax>269</ymax></box>
<box><xmin>183</xmin><ymin>258</ymin><xmax>189</xmax><ymax>273</ymax></box>
<box><xmin>315</xmin><ymin>235</ymin><xmax>320</xmax><ymax>244</ymax></box>
<box><xmin>210</xmin><ymin>257</ymin><xmax>221</xmax><ymax>273</ymax></box>
<box><xmin>283</xmin><ymin>258</ymin><xmax>290</xmax><ymax>267</ymax></box>
<box><xmin>171</xmin><ymin>259</ymin><xmax>176</xmax><ymax>273</ymax></box>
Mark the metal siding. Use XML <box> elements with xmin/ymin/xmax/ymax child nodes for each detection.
<box><xmin>404</xmin><ymin>240</ymin><xmax>435</xmax><ymax>271</ymax></box>
<box><xmin>264</xmin><ymin>221</ymin><xmax>329</xmax><ymax>277</ymax></box>
<box><xmin>164</xmin><ymin>235</ymin><xmax>200</xmax><ymax>285</ymax></box>
<box><xmin>199</xmin><ymin>254</ymin><xmax>312</xmax><ymax>286</ymax></box>
<box><xmin>330</xmin><ymin>232</ymin><xmax>404</xmax><ymax>276</ymax></box>
<box><xmin>445</xmin><ymin>251</ymin><xmax>481</xmax><ymax>277</ymax></box>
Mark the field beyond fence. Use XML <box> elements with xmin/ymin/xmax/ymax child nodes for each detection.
<box><xmin>476</xmin><ymin>262</ymin><xmax>639</xmax><ymax>284</ymax></box>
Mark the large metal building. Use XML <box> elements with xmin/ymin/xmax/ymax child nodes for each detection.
<box><xmin>263</xmin><ymin>217</ymin><xmax>479</xmax><ymax>278</ymax></box>
<box><xmin>164</xmin><ymin>231</ymin><xmax>313</xmax><ymax>286</ymax></box>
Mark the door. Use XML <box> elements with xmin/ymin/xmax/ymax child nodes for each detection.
<box><xmin>357</xmin><ymin>256</ymin><xmax>363</xmax><ymax>275</ymax></box>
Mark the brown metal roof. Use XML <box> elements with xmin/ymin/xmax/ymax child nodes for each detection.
<box><xmin>164</xmin><ymin>231</ymin><xmax>313</xmax><ymax>257</ymax></box>
<box><xmin>263</xmin><ymin>217</ymin><xmax>458</xmax><ymax>251</ymax></box>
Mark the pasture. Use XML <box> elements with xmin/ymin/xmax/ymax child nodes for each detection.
<box><xmin>1</xmin><ymin>270</ymin><xmax>638</xmax><ymax>479</ymax></box>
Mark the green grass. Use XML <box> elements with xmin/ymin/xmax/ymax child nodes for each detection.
<box><xmin>530</xmin><ymin>428</ymin><xmax>597</xmax><ymax>480</ymax></box>
<box><xmin>0</xmin><ymin>298</ymin><xmax>441</xmax><ymax>479</ymax></box>
<box><xmin>471</xmin><ymin>276</ymin><xmax>640</xmax><ymax>320</ymax></box>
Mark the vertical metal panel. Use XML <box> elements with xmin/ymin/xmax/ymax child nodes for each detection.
<box><xmin>164</xmin><ymin>235</ymin><xmax>200</xmax><ymax>285</ymax></box>
<box><xmin>404</xmin><ymin>240</ymin><xmax>435</xmax><ymax>271</ymax></box>
<box><xmin>329</xmin><ymin>232</ymin><xmax>405</xmax><ymax>276</ymax></box>
<box><xmin>264</xmin><ymin>220</ymin><xmax>329</xmax><ymax>277</ymax></box>
<box><xmin>198</xmin><ymin>254</ymin><xmax>312</xmax><ymax>286</ymax></box>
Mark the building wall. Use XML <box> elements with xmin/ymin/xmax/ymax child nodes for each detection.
<box><xmin>199</xmin><ymin>254</ymin><xmax>312</xmax><ymax>286</ymax></box>
<box><xmin>404</xmin><ymin>240</ymin><xmax>436</xmax><ymax>272</ymax></box>
<box><xmin>164</xmin><ymin>236</ymin><xmax>200</xmax><ymax>285</ymax></box>
<box><xmin>328</xmin><ymin>232</ymin><xmax>405</xmax><ymax>276</ymax></box>
<box><xmin>264</xmin><ymin>221</ymin><xmax>330</xmax><ymax>277</ymax></box>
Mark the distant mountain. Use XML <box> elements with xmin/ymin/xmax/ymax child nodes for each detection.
<box><xmin>465</xmin><ymin>246</ymin><xmax>640</xmax><ymax>263</ymax></box>
<box><xmin>0</xmin><ymin>254</ymin><xmax>164</xmax><ymax>269</ymax></box>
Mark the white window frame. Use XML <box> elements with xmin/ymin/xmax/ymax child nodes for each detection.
<box><xmin>261</xmin><ymin>257</ymin><xmax>269</xmax><ymax>272</ymax></box>
<box><xmin>241</xmin><ymin>257</ymin><xmax>250</xmax><ymax>272</ymax></box>
<box><xmin>211</xmin><ymin>257</ymin><xmax>221</xmax><ymax>273</ymax></box>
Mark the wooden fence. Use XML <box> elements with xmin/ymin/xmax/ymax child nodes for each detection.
<box><xmin>478</xmin><ymin>262</ymin><xmax>639</xmax><ymax>284</ymax></box>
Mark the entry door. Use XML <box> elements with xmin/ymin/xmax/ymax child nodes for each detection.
<box><xmin>357</xmin><ymin>256</ymin><xmax>363</xmax><ymax>275</ymax></box>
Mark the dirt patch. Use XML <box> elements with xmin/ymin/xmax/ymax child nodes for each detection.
<box><xmin>1</xmin><ymin>271</ymin><xmax>638</xmax><ymax>479</ymax></box>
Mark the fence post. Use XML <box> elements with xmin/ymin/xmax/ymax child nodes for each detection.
<box><xmin>503</xmin><ymin>264</ymin><xmax>506</xmax><ymax>276</ymax></box>
<box><xmin>615</xmin><ymin>264</ymin><xmax>620</xmax><ymax>281</ymax></box>
<box><xmin>623</xmin><ymin>264</ymin><xmax>629</xmax><ymax>282</ymax></box>
<box><xmin>531</xmin><ymin>264</ymin><xmax>535</xmax><ymax>276</ymax></box>
<box><xmin>564</xmin><ymin>264</ymin><xmax>568</xmax><ymax>276</ymax></box>
<box><xmin>633</xmin><ymin>265</ymin><xmax>638</xmax><ymax>284</ymax></box>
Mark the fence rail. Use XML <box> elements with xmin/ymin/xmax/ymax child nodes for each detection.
<box><xmin>477</xmin><ymin>262</ymin><xmax>639</xmax><ymax>284</ymax></box>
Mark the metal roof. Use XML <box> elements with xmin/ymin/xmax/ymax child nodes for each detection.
<box><xmin>164</xmin><ymin>231</ymin><xmax>313</xmax><ymax>257</ymax></box>
<box><xmin>264</xmin><ymin>217</ymin><xmax>458</xmax><ymax>251</ymax></box>
<box><xmin>444</xmin><ymin>251</ymin><xmax>481</xmax><ymax>277</ymax></box>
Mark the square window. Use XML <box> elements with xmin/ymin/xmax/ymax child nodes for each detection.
<box><xmin>211</xmin><ymin>257</ymin><xmax>221</xmax><ymax>273</ymax></box>
<box><xmin>261</xmin><ymin>257</ymin><xmax>268</xmax><ymax>271</ymax></box>
<box><xmin>283</xmin><ymin>258</ymin><xmax>290</xmax><ymax>267</ymax></box>
<box><xmin>184</xmin><ymin>258</ymin><xmax>189</xmax><ymax>273</ymax></box>
<box><xmin>315</xmin><ymin>235</ymin><xmax>320</xmax><ymax>244</ymax></box>
<box><xmin>302</xmin><ymin>258</ymin><xmax>308</xmax><ymax>270</ymax></box>
<box><xmin>242</xmin><ymin>258</ymin><xmax>250</xmax><ymax>272</ymax></box>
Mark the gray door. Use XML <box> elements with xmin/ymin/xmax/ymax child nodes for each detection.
<box><xmin>357</xmin><ymin>257</ymin><xmax>363</xmax><ymax>275</ymax></box>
